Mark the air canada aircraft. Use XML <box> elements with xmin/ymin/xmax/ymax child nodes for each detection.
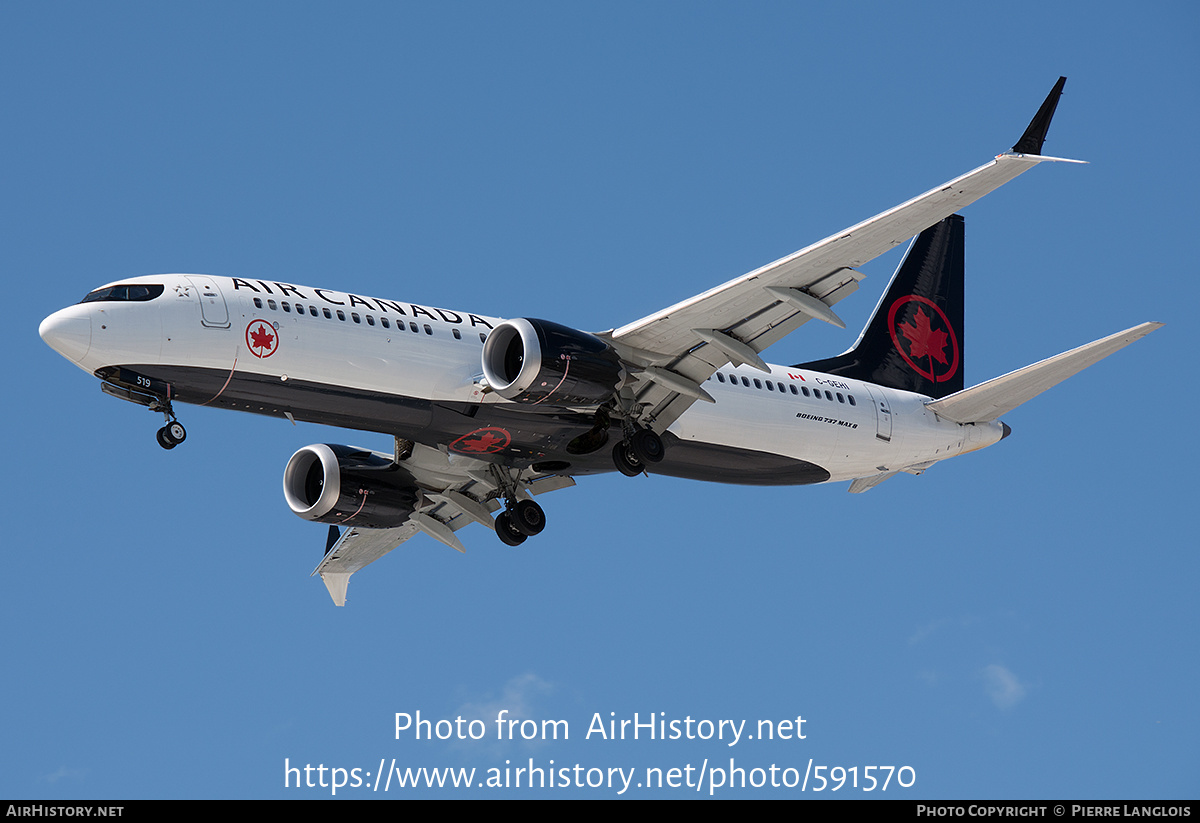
<box><xmin>40</xmin><ymin>77</ymin><xmax>1160</xmax><ymax>605</ymax></box>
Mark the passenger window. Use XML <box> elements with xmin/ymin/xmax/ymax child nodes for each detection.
<box><xmin>410</xmin><ymin>322</ymin><xmax>419</xmax><ymax>333</ymax></box>
<box><xmin>790</xmin><ymin>385</ymin><xmax>798</xmax><ymax>395</ymax></box>
<box><xmin>282</xmin><ymin>301</ymin><xmax>291</xmax><ymax>313</ymax></box>
<box><xmin>352</xmin><ymin>312</ymin><xmax>360</xmax><ymax>323</ymax></box>
<box><xmin>337</xmin><ymin>310</ymin><xmax>345</xmax><ymax>321</ymax></box>
<box><xmin>802</xmin><ymin>386</ymin><xmax>811</xmax><ymax>397</ymax></box>
<box><xmin>716</xmin><ymin>373</ymin><xmax>725</xmax><ymax>383</ymax></box>
<box><xmin>309</xmin><ymin>306</ymin><xmax>318</xmax><ymax>317</ymax></box>
<box><xmin>452</xmin><ymin>328</ymin><xmax>461</xmax><ymax>339</ymax></box>
<box><xmin>825</xmin><ymin>391</ymin><xmax>833</xmax><ymax>401</ymax></box>
<box><xmin>323</xmin><ymin>308</ymin><xmax>332</xmax><ymax>319</ymax></box>
<box><xmin>366</xmin><ymin>315</ymin><xmax>375</xmax><ymax>326</ymax></box>
<box><xmin>268</xmin><ymin>300</ymin><xmax>277</xmax><ymax>310</ymax></box>
<box><xmin>253</xmin><ymin>297</ymin><xmax>263</xmax><ymax>309</ymax></box>
<box><xmin>837</xmin><ymin>393</ymin><xmax>844</xmax><ymax>403</ymax></box>
<box><xmin>753</xmin><ymin>379</ymin><xmax>762</xmax><ymax>389</ymax></box>
<box><xmin>424</xmin><ymin>324</ymin><xmax>432</xmax><ymax>335</ymax></box>
<box><xmin>741</xmin><ymin>377</ymin><xmax>750</xmax><ymax>387</ymax></box>
<box><xmin>381</xmin><ymin>317</ymin><xmax>390</xmax><ymax>329</ymax></box>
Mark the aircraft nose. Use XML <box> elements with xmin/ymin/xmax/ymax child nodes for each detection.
<box><xmin>39</xmin><ymin>305</ymin><xmax>92</xmax><ymax>363</ymax></box>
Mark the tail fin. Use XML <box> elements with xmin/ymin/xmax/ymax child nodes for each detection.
<box><xmin>795</xmin><ymin>214</ymin><xmax>965</xmax><ymax>398</ymax></box>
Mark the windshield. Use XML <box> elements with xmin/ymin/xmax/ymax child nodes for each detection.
<box><xmin>80</xmin><ymin>284</ymin><xmax>164</xmax><ymax>303</ymax></box>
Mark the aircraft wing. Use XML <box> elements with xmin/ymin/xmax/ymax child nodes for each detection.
<box><xmin>608</xmin><ymin>78</ymin><xmax>1080</xmax><ymax>432</ymax></box>
<box><xmin>311</xmin><ymin>443</ymin><xmax>575</xmax><ymax>605</ymax></box>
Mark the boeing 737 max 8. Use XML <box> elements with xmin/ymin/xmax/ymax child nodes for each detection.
<box><xmin>39</xmin><ymin>78</ymin><xmax>1161</xmax><ymax>605</ymax></box>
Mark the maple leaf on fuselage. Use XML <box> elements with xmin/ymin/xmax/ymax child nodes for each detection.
<box><xmin>250</xmin><ymin>325</ymin><xmax>275</xmax><ymax>351</ymax></box>
<box><xmin>898</xmin><ymin>307</ymin><xmax>949</xmax><ymax>365</ymax></box>
<box><xmin>458</xmin><ymin>433</ymin><xmax>503</xmax><ymax>453</ymax></box>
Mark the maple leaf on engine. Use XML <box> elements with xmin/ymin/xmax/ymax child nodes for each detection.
<box><xmin>898</xmin><ymin>307</ymin><xmax>949</xmax><ymax>365</ymax></box>
<box><xmin>250</xmin><ymin>325</ymin><xmax>275</xmax><ymax>351</ymax></box>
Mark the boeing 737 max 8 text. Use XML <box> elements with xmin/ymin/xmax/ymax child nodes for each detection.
<box><xmin>39</xmin><ymin>77</ymin><xmax>1161</xmax><ymax>605</ymax></box>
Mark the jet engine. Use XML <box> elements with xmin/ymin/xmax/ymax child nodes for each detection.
<box><xmin>283</xmin><ymin>444</ymin><xmax>420</xmax><ymax>528</ymax></box>
<box><xmin>481</xmin><ymin>318</ymin><xmax>624</xmax><ymax>407</ymax></box>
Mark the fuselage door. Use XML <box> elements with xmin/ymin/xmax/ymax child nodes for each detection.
<box><xmin>186</xmin><ymin>276</ymin><xmax>231</xmax><ymax>328</ymax></box>
<box><xmin>865</xmin><ymin>385</ymin><xmax>893</xmax><ymax>442</ymax></box>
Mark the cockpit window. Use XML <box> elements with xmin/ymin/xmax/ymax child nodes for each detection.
<box><xmin>81</xmin><ymin>284</ymin><xmax>164</xmax><ymax>303</ymax></box>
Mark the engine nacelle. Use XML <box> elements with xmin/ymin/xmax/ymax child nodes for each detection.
<box><xmin>481</xmin><ymin>318</ymin><xmax>624</xmax><ymax>406</ymax></box>
<box><xmin>282</xmin><ymin>444</ymin><xmax>420</xmax><ymax>528</ymax></box>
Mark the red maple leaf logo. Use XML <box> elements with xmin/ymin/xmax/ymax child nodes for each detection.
<box><xmin>245</xmin><ymin>320</ymin><xmax>279</xmax><ymax>358</ymax></box>
<box><xmin>898</xmin><ymin>308</ymin><xmax>948</xmax><ymax>365</ymax></box>
<box><xmin>450</xmin><ymin>427</ymin><xmax>512</xmax><ymax>455</ymax></box>
<box><xmin>457</xmin><ymin>433</ymin><xmax>504</xmax><ymax>453</ymax></box>
<box><xmin>250</xmin><ymin>325</ymin><xmax>274</xmax><ymax>350</ymax></box>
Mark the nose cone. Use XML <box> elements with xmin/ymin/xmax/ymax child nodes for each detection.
<box><xmin>40</xmin><ymin>305</ymin><xmax>92</xmax><ymax>363</ymax></box>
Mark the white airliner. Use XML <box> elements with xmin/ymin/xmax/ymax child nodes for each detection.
<box><xmin>40</xmin><ymin>78</ymin><xmax>1160</xmax><ymax>605</ymax></box>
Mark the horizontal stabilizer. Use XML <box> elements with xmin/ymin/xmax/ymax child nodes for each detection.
<box><xmin>926</xmin><ymin>322</ymin><xmax>1163</xmax><ymax>424</ymax></box>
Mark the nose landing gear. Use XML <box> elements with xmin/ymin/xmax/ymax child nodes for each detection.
<box><xmin>96</xmin><ymin>371</ymin><xmax>189</xmax><ymax>451</ymax></box>
<box><xmin>149</xmin><ymin>397</ymin><xmax>186</xmax><ymax>450</ymax></box>
<box><xmin>156</xmin><ymin>420</ymin><xmax>187</xmax><ymax>450</ymax></box>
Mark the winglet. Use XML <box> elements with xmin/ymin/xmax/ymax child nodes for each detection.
<box><xmin>321</xmin><ymin>572</ymin><xmax>350</xmax><ymax>607</ymax></box>
<box><xmin>1012</xmin><ymin>76</ymin><xmax>1067</xmax><ymax>155</ymax></box>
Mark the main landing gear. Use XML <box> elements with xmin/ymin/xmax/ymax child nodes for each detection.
<box><xmin>486</xmin><ymin>464</ymin><xmax>548</xmax><ymax>547</ymax></box>
<box><xmin>612</xmin><ymin>427</ymin><xmax>664</xmax><ymax>477</ymax></box>
<box><xmin>495</xmin><ymin>498</ymin><xmax>545</xmax><ymax>547</ymax></box>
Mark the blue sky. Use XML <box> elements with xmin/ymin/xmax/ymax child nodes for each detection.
<box><xmin>4</xmin><ymin>1</ymin><xmax>1197</xmax><ymax>799</ymax></box>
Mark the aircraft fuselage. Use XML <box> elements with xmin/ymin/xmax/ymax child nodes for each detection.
<box><xmin>40</xmin><ymin>273</ymin><xmax>1004</xmax><ymax>486</ymax></box>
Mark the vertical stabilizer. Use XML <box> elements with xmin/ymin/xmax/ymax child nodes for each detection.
<box><xmin>795</xmin><ymin>215</ymin><xmax>965</xmax><ymax>398</ymax></box>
